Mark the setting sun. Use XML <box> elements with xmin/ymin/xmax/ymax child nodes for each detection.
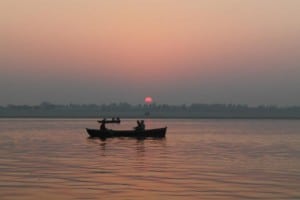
<box><xmin>144</xmin><ymin>97</ymin><xmax>153</xmax><ymax>104</ymax></box>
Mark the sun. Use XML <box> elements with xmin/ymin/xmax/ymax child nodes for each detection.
<box><xmin>144</xmin><ymin>96</ymin><xmax>153</xmax><ymax>104</ymax></box>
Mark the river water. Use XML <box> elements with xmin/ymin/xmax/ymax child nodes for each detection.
<box><xmin>0</xmin><ymin>119</ymin><xmax>299</xmax><ymax>199</ymax></box>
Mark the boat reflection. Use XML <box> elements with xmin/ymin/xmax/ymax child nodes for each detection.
<box><xmin>87</xmin><ymin>137</ymin><xmax>166</xmax><ymax>156</ymax></box>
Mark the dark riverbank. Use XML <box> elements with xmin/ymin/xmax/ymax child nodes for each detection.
<box><xmin>1</xmin><ymin>102</ymin><xmax>300</xmax><ymax>119</ymax></box>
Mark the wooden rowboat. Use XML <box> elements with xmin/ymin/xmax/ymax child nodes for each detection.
<box><xmin>86</xmin><ymin>127</ymin><xmax>167</xmax><ymax>139</ymax></box>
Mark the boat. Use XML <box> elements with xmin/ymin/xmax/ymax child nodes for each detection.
<box><xmin>86</xmin><ymin>127</ymin><xmax>167</xmax><ymax>139</ymax></box>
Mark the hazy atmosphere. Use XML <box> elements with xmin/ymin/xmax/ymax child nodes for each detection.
<box><xmin>1</xmin><ymin>0</ymin><xmax>300</xmax><ymax>106</ymax></box>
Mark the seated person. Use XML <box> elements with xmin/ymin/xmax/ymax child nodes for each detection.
<box><xmin>135</xmin><ymin>120</ymin><xmax>145</xmax><ymax>131</ymax></box>
<box><xmin>100</xmin><ymin>122</ymin><xmax>107</xmax><ymax>130</ymax></box>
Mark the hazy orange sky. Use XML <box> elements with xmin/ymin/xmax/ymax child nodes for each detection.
<box><xmin>1</xmin><ymin>0</ymin><xmax>300</xmax><ymax>105</ymax></box>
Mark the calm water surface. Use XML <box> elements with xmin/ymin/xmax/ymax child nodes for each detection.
<box><xmin>0</xmin><ymin>119</ymin><xmax>299</xmax><ymax>200</ymax></box>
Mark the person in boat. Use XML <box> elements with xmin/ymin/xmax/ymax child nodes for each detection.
<box><xmin>135</xmin><ymin>120</ymin><xmax>145</xmax><ymax>131</ymax></box>
<box><xmin>100</xmin><ymin>120</ymin><xmax>107</xmax><ymax>131</ymax></box>
<box><xmin>140</xmin><ymin>120</ymin><xmax>145</xmax><ymax>130</ymax></box>
<box><xmin>135</xmin><ymin>120</ymin><xmax>141</xmax><ymax>130</ymax></box>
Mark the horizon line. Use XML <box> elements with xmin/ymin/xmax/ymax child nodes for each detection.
<box><xmin>2</xmin><ymin>102</ymin><xmax>300</xmax><ymax>108</ymax></box>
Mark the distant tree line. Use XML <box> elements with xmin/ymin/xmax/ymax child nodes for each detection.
<box><xmin>0</xmin><ymin>101</ymin><xmax>300</xmax><ymax>118</ymax></box>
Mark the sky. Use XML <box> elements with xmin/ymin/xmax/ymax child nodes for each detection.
<box><xmin>1</xmin><ymin>0</ymin><xmax>300</xmax><ymax>106</ymax></box>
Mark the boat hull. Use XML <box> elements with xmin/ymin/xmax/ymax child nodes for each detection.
<box><xmin>86</xmin><ymin>127</ymin><xmax>167</xmax><ymax>139</ymax></box>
